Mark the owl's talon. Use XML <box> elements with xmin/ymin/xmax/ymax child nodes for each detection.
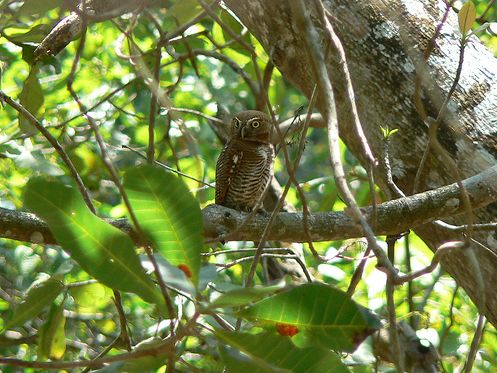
<box><xmin>255</xmin><ymin>208</ymin><xmax>268</xmax><ymax>216</ymax></box>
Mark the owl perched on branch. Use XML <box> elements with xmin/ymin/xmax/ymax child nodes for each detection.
<box><xmin>215</xmin><ymin>110</ymin><xmax>275</xmax><ymax>212</ymax></box>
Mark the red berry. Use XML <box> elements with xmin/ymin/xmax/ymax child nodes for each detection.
<box><xmin>276</xmin><ymin>323</ymin><xmax>299</xmax><ymax>337</ymax></box>
<box><xmin>178</xmin><ymin>264</ymin><xmax>192</xmax><ymax>278</ymax></box>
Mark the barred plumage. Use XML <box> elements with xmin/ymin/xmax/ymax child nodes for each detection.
<box><xmin>215</xmin><ymin>110</ymin><xmax>274</xmax><ymax>212</ymax></box>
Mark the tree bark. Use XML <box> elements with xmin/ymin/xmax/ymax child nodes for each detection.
<box><xmin>223</xmin><ymin>0</ymin><xmax>497</xmax><ymax>325</ymax></box>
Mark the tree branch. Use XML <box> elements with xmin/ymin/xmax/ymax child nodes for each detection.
<box><xmin>2</xmin><ymin>165</ymin><xmax>496</xmax><ymax>245</ymax></box>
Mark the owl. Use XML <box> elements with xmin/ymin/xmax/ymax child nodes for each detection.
<box><xmin>215</xmin><ymin>110</ymin><xmax>275</xmax><ymax>212</ymax></box>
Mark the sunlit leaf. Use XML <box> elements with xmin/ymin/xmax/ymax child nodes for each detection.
<box><xmin>3</xmin><ymin>278</ymin><xmax>64</xmax><ymax>331</ymax></box>
<box><xmin>219</xmin><ymin>9</ymin><xmax>252</xmax><ymax>57</ymax></box>
<box><xmin>18</xmin><ymin>67</ymin><xmax>43</xmax><ymax>135</ymax></box>
<box><xmin>39</xmin><ymin>301</ymin><xmax>66</xmax><ymax>360</ymax></box>
<box><xmin>69</xmin><ymin>282</ymin><xmax>112</xmax><ymax>311</ymax></box>
<box><xmin>123</xmin><ymin>165</ymin><xmax>203</xmax><ymax>286</ymax></box>
<box><xmin>5</xmin><ymin>24</ymin><xmax>52</xmax><ymax>43</ymax></box>
<box><xmin>24</xmin><ymin>177</ymin><xmax>164</xmax><ymax>309</ymax></box>
<box><xmin>239</xmin><ymin>283</ymin><xmax>381</xmax><ymax>352</ymax></box>
<box><xmin>19</xmin><ymin>0</ymin><xmax>61</xmax><ymax>15</ymax></box>
<box><xmin>209</xmin><ymin>281</ymin><xmax>286</xmax><ymax>309</ymax></box>
<box><xmin>168</xmin><ymin>0</ymin><xmax>203</xmax><ymax>26</ymax></box>
<box><xmin>458</xmin><ymin>1</ymin><xmax>476</xmax><ymax>36</ymax></box>
<box><xmin>216</xmin><ymin>330</ymin><xmax>349</xmax><ymax>372</ymax></box>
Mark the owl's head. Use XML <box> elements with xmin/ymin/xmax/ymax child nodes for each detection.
<box><xmin>230</xmin><ymin>110</ymin><xmax>272</xmax><ymax>143</ymax></box>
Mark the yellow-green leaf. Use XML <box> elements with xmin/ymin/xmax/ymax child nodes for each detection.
<box><xmin>24</xmin><ymin>177</ymin><xmax>165</xmax><ymax>310</ymax></box>
<box><xmin>123</xmin><ymin>165</ymin><xmax>203</xmax><ymax>286</ymax></box>
<box><xmin>458</xmin><ymin>1</ymin><xmax>476</xmax><ymax>36</ymax></box>
<box><xmin>3</xmin><ymin>278</ymin><xmax>64</xmax><ymax>332</ymax></box>
<box><xmin>239</xmin><ymin>283</ymin><xmax>381</xmax><ymax>352</ymax></box>
<box><xmin>39</xmin><ymin>301</ymin><xmax>66</xmax><ymax>360</ymax></box>
<box><xmin>216</xmin><ymin>330</ymin><xmax>350</xmax><ymax>372</ymax></box>
<box><xmin>18</xmin><ymin>67</ymin><xmax>43</xmax><ymax>135</ymax></box>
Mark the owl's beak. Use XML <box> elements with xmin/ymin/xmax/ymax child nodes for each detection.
<box><xmin>240</xmin><ymin>126</ymin><xmax>246</xmax><ymax>139</ymax></box>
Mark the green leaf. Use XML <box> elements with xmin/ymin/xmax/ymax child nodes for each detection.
<box><xmin>458</xmin><ymin>1</ymin><xmax>476</xmax><ymax>36</ymax></box>
<box><xmin>219</xmin><ymin>345</ymin><xmax>289</xmax><ymax>373</ymax></box>
<box><xmin>141</xmin><ymin>254</ymin><xmax>195</xmax><ymax>296</ymax></box>
<box><xmin>19</xmin><ymin>67</ymin><xmax>43</xmax><ymax>135</ymax></box>
<box><xmin>39</xmin><ymin>301</ymin><xmax>66</xmax><ymax>360</ymax></box>
<box><xmin>123</xmin><ymin>165</ymin><xmax>203</xmax><ymax>286</ymax></box>
<box><xmin>199</xmin><ymin>264</ymin><xmax>217</xmax><ymax>292</ymax></box>
<box><xmin>168</xmin><ymin>0</ymin><xmax>203</xmax><ymax>26</ymax></box>
<box><xmin>209</xmin><ymin>281</ymin><xmax>286</xmax><ymax>309</ymax></box>
<box><xmin>24</xmin><ymin>177</ymin><xmax>164</xmax><ymax>309</ymax></box>
<box><xmin>19</xmin><ymin>0</ymin><xmax>61</xmax><ymax>15</ymax></box>
<box><xmin>239</xmin><ymin>283</ymin><xmax>381</xmax><ymax>352</ymax></box>
<box><xmin>6</xmin><ymin>24</ymin><xmax>53</xmax><ymax>44</ymax></box>
<box><xmin>69</xmin><ymin>283</ymin><xmax>112</xmax><ymax>311</ymax></box>
<box><xmin>3</xmin><ymin>278</ymin><xmax>64</xmax><ymax>331</ymax></box>
<box><xmin>219</xmin><ymin>9</ymin><xmax>252</xmax><ymax>57</ymax></box>
<box><xmin>216</xmin><ymin>330</ymin><xmax>350</xmax><ymax>373</ymax></box>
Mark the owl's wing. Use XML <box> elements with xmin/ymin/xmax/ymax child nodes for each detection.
<box><xmin>215</xmin><ymin>141</ymin><xmax>243</xmax><ymax>205</ymax></box>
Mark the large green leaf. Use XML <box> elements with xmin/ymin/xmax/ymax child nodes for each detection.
<box><xmin>39</xmin><ymin>300</ymin><xmax>66</xmax><ymax>360</ymax></box>
<box><xmin>123</xmin><ymin>165</ymin><xmax>202</xmax><ymax>286</ymax></box>
<box><xmin>3</xmin><ymin>278</ymin><xmax>64</xmax><ymax>331</ymax></box>
<box><xmin>216</xmin><ymin>330</ymin><xmax>349</xmax><ymax>373</ymax></box>
<box><xmin>24</xmin><ymin>177</ymin><xmax>163</xmax><ymax>308</ymax></box>
<box><xmin>239</xmin><ymin>283</ymin><xmax>381</xmax><ymax>352</ymax></box>
<box><xmin>19</xmin><ymin>67</ymin><xmax>43</xmax><ymax>135</ymax></box>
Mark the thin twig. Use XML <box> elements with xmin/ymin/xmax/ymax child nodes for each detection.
<box><xmin>166</xmin><ymin>107</ymin><xmax>224</xmax><ymax>124</ymax></box>
<box><xmin>404</xmin><ymin>235</ymin><xmax>417</xmax><ymax>329</ymax></box>
<box><xmin>464</xmin><ymin>314</ymin><xmax>486</xmax><ymax>373</ymax></box>
<box><xmin>203</xmin><ymin>247</ymin><xmax>295</xmax><ymax>256</ymax></box>
<box><xmin>383</xmin><ymin>136</ymin><xmax>406</xmax><ymax>198</ymax></box>
<box><xmin>439</xmin><ymin>285</ymin><xmax>459</xmax><ymax>355</ymax></box>
<box><xmin>122</xmin><ymin>145</ymin><xmax>214</xmax><ymax>188</ymax></box>
<box><xmin>112</xmin><ymin>290</ymin><xmax>131</xmax><ymax>351</ymax></box>
<box><xmin>321</xmin><ymin>5</ymin><xmax>376</xmax><ymax>166</ymax></box>
<box><xmin>477</xmin><ymin>0</ymin><xmax>497</xmax><ymax>22</ymax></box>
<box><xmin>346</xmin><ymin>246</ymin><xmax>372</xmax><ymax>296</ymax></box>
<box><xmin>392</xmin><ymin>240</ymin><xmax>463</xmax><ymax>284</ymax></box>
<box><xmin>385</xmin><ymin>235</ymin><xmax>404</xmax><ymax>372</ymax></box>
<box><xmin>147</xmin><ymin>38</ymin><xmax>162</xmax><ymax>163</ymax></box>
<box><xmin>413</xmin><ymin>0</ymin><xmax>454</xmax><ymax>121</ymax></box>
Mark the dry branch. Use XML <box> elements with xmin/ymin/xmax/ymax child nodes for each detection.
<box><xmin>1</xmin><ymin>165</ymin><xmax>496</xmax><ymax>245</ymax></box>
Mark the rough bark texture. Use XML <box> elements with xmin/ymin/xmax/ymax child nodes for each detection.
<box><xmin>223</xmin><ymin>0</ymin><xmax>497</xmax><ymax>325</ymax></box>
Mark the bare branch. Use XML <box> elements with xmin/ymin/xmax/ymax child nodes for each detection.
<box><xmin>4</xmin><ymin>164</ymin><xmax>496</xmax><ymax>245</ymax></box>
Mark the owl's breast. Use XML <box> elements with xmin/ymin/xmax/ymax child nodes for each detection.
<box><xmin>219</xmin><ymin>141</ymin><xmax>274</xmax><ymax>211</ymax></box>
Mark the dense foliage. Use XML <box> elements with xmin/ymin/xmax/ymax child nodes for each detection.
<box><xmin>1</xmin><ymin>0</ymin><xmax>496</xmax><ymax>371</ymax></box>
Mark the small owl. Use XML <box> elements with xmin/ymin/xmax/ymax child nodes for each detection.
<box><xmin>215</xmin><ymin>110</ymin><xmax>275</xmax><ymax>212</ymax></box>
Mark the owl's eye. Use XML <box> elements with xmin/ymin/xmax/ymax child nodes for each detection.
<box><xmin>251</xmin><ymin>120</ymin><xmax>260</xmax><ymax>128</ymax></box>
<box><xmin>232</xmin><ymin>118</ymin><xmax>241</xmax><ymax>128</ymax></box>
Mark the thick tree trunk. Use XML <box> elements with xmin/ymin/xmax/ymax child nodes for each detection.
<box><xmin>224</xmin><ymin>0</ymin><xmax>497</xmax><ymax>325</ymax></box>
